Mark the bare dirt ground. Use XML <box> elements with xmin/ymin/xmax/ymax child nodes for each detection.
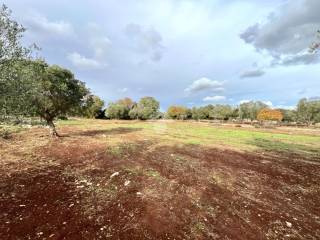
<box><xmin>0</xmin><ymin>122</ymin><xmax>320</xmax><ymax>239</ymax></box>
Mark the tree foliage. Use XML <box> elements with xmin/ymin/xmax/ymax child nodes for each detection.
<box><xmin>296</xmin><ymin>98</ymin><xmax>320</xmax><ymax>124</ymax></box>
<box><xmin>106</xmin><ymin>97</ymin><xmax>134</xmax><ymax>119</ymax></box>
<box><xmin>32</xmin><ymin>64</ymin><xmax>89</xmax><ymax>135</ymax></box>
<box><xmin>0</xmin><ymin>4</ymin><xmax>37</xmax><ymax>119</ymax></box>
<box><xmin>209</xmin><ymin>104</ymin><xmax>234</xmax><ymax>120</ymax></box>
<box><xmin>79</xmin><ymin>95</ymin><xmax>105</xmax><ymax>118</ymax></box>
<box><xmin>279</xmin><ymin>109</ymin><xmax>297</xmax><ymax>122</ymax></box>
<box><xmin>167</xmin><ymin>106</ymin><xmax>189</xmax><ymax>120</ymax></box>
<box><xmin>239</xmin><ymin>101</ymin><xmax>268</xmax><ymax>120</ymax></box>
<box><xmin>129</xmin><ymin>97</ymin><xmax>160</xmax><ymax>120</ymax></box>
<box><xmin>257</xmin><ymin>108</ymin><xmax>283</xmax><ymax>121</ymax></box>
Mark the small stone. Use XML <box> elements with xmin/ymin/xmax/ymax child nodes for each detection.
<box><xmin>136</xmin><ymin>192</ymin><xmax>142</xmax><ymax>196</ymax></box>
<box><xmin>286</xmin><ymin>221</ymin><xmax>292</xmax><ymax>228</ymax></box>
<box><xmin>124</xmin><ymin>180</ymin><xmax>131</xmax><ymax>186</ymax></box>
<box><xmin>110</xmin><ymin>172</ymin><xmax>119</xmax><ymax>179</ymax></box>
<box><xmin>49</xmin><ymin>234</ymin><xmax>55</xmax><ymax>238</ymax></box>
<box><xmin>69</xmin><ymin>203</ymin><xmax>74</xmax><ymax>208</ymax></box>
<box><xmin>19</xmin><ymin>204</ymin><xmax>26</xmax><ymax>207</ymax></box>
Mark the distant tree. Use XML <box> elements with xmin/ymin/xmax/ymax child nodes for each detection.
<box><xmin>209</xmin><ymin>104</ymin><xmax>233</xmax><ymax>120</ymax></box>
<box><xmin>80</xmin><ymin>95</ymin><xmax>105</xmax><ymax>118</ymax></box>
<box><xmin>239</xmin><ymin>101</ymin><xmax>268</xmax><ymax>120</ymax></box>
<box><xmin>296</xmin><ymin>98</ymin><xmax>320</xmax><ymax>124</ymax></box>
<box><xmin>167</xmin><ymin>106</ymin><xmax>189</xmax><ymax>120</ymax></box>
<box><xmin>257</xmin><ymin>108</ymin><xmax>283</xmax><ymax>122</ymax></box>
<box><xmin>129</xmin><ymin>97</ymin><xmax>160</xmax><ymax>120</ymax></box>
<box><xmin>279</xmin><ymin>109</ymin><xmax>297</xmax><ymax>122</ymax></box>
<box><xmin>32</xmin><ymin>64</ymin><xmax>89</xmax><ymax>136</ymax></box>
<box><xmin>117</xmin><ymin>97</ymin><xmax>135</xmax><ymax>109</ymax></box>
<box><xmin>190</xmin><ymin>106</ymin><xmax>210</xmax><ymax>120</ymax></box>
<box><xmin>106</xmin><ymin>97</ymin><xmax>135</xmax><ymax>119</ymax></box>
<box><xmin>230</xmin><ymin>107</ymin><xmax>240</xmax><ymax>120</ymax></box>
<box><xmin>106</xmin><ymin>102</ymin><xmax>128</xmax><ymax>119</ymax></box>
<box><xmin>309</xmin><ymin>30</ymin><xmax>320</xmax><ymax>53</ymax></box>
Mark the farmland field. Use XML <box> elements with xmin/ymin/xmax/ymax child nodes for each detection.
<box><xmin>1</xmin><ymin>119</ymin><xmax>320</xmax><ymax>239</ymax></box>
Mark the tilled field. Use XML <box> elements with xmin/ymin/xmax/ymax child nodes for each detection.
<box><xmin>0</xmin><ymin>121</ymin><xmax>319</xmax><ymax>239</ymax></box>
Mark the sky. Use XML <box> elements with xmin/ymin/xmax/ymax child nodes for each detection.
<box><xmin>5</xmin><ymin>0</ymin><xmax>320</xmax><ymax>110</ymax></box>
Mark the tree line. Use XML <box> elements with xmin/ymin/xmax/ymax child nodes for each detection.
<box><xmin>102</xmin><ymin>98</ymin><xmax>320</xmax><ymax>124</ymax></box>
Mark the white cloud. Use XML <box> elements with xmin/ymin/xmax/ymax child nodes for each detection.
<box><xmin>274</xmin><ymin>105</ymin><xmax>296</xmax><ymax>110</ymax></box>
<box><xmin>185</xmin><ymin>77</ymin><xmax>224</xmax><ymax>93</ymax></box>
<box><xmin>239</xmin><ymin>100</ymin><xmax>273</xmax><ymax>106</ymax></box>
<box><xmin>25</xmin><ymin>11</ymin><xmax>74</xmax><ymax>38</ymax></box>
<box><xmin>67</xmin><ymin>52</ymin><xmax>107</xmax><ymax>70</ymax></box>
<box><xmin>239</xmin><ymin>99</ymin><xmax>251</xmax><ymax>104</ymax></box>
<box><xmin>262</xmin><ymin>101</ymin><xmax>273</xmax><ymax>107</ymax></box>
<box><xmin>203</xmin><ymin>96</ymin><xmax>226</xmax><ymax>102</ymax></box>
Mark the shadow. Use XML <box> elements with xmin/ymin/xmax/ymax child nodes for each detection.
<box><xmin>75</xmin><ymin>127</ymin><xmax>142</xmax><ymax>137</ymax></box>
<box><xmin>248</xmin><ymin>138</ymin><xmax>320</xmax><ymax>161</ymax></box>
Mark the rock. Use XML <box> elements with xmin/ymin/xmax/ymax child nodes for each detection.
<box><xmin>124</xmin><ymin>180</ymin><xmax>131</xmax><ymax>186</ymax></box>
<box><xmin>110</xmin><ymin>172</ymin><xmax>119</xmax><ymax>179</ymax></box>
<box><xmin>136</xmin><ymin>192</ymin><xmax>142</xmax><ymax>196</ymax></box>
<box><xmin>286</xmin><ymin>221</ymin><xmax>292</xmax><ymax>228</ymax></box>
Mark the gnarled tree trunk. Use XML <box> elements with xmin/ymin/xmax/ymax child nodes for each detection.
<box><xmin>47</xmin><ymin>119</ymin><xmax>60</xmax><ymax>137</ymax></box>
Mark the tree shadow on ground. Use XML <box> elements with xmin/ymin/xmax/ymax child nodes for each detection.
<box><xmin>75</xmin><ymin>127</ymin><xmax>143</xmax><ymax>137</ymax></box>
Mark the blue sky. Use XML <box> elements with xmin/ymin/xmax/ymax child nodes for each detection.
<box><xmin>5</xmin><ymin>0</ymin><xmax>320</xmax><ymax>110</ymax></box>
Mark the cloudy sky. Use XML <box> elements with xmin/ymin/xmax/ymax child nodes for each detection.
<box><xmin>6</xmin><ymin>0</ymin><xmax>320</xmax><ymax>110</ymax></box>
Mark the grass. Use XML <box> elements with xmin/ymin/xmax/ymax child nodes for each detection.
<box><xmin>58</xmin><ymin>119</ymin><xmax>320</xmax><ymax>158</ymax></box>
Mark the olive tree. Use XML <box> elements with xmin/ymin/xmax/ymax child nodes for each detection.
<box><xmin>106</xmin><ymin>98</ymin><xmax>135</xmax><ymax>119</ymax></box>
<box><xmin>129</xmin><ymin>97</ymin><xmax>160</xmax><ymax>120</ymax></box>
<box><xmin>32</xmin><ymin>64</ymin><xmax>89</xmax><ymax>136</ymax></box>
<box><xmin>79</xmin><ymin>95</ymin><xmax>105</xmax><ymax>118</ymax></box>
<box><xmin>0</xmin><ymin>4</ymin><xmax>37</xmax><ymax>120</ymax></box>
<box><xmin>239</xmin><ymin>101</ymin><xmax>268</xmax><ymax>120</ymax></box>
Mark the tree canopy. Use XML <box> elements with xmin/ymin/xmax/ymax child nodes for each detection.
<box><xmin>257</xmin><ymin>108</ymin><xmax>283</xmax><ymax>122</ymax></box>
<box><xmin>32</xmin><ymin>64</ymin><xmax>89</xmax><ymax>135</ymax></box>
